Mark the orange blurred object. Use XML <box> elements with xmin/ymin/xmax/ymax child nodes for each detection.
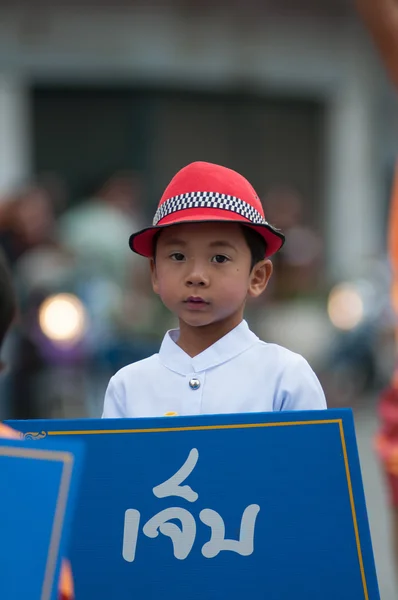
<box><xmin>58</xmin><ymin>560</ymin><xmax>74</xmax><ymax>600</ymax></box>
<box><xmin>388</xmin><ymin>162</ymin><xmax>398</xmax><ymax>343</ymax></box>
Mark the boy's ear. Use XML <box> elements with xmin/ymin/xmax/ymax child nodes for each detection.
<box><xmin>150</xmin><ymin>258</ymin><xmax>160</xmax><ymax>295</ymax></box>
<box><xmin>248</xmin><ymin>259</ymin><xmax>273</xmax><ymax>298</ymax></box>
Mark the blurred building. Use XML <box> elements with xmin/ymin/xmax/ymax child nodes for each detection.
<box><xmin>0</xmin><ymin>0</ymin><xmax>395</xmax><ymax>281</ymax></box>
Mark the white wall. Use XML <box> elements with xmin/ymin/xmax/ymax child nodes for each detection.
<box><xmin>0</xmin><ymin>7</ymin><xmax>345</xmax><ymax>87</ymax></box>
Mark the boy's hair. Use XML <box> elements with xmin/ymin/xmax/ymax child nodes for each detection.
<box><xmin>240</xmin><ymin>226</ymin><xmax>267</xmax><ymax>270</ymax></box>
<box><xmin>153</xmin><ymin>224</ymin><xmax>267</xmax><ymax>270</ymax></box>
<box><xmin>0</xmin><ymin>251</ymin><xmax>16</xmax><ymax>365</ymax></box>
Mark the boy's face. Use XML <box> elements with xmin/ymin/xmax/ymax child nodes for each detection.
<box><xmin>150</xmin><ymin>222</ymin><xmax>272</xmax><ymax>331</ymax></box>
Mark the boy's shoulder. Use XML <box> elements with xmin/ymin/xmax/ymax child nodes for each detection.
<box><xmin>253</xmin><ymin>337</ymin><xmax>311</xmax><ymax>366</ymax></box>
<box><xmin>111</xmin><ymin>352</ymin><xmax>161</xmax><ymax>383</ymax></box>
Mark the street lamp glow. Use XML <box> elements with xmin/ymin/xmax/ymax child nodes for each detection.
<box><xmin>38</xmin><ymin>293</ymin><xmax>86</xmax><ymax>344</ymax></box>
<box><xmin>327</xmin><ymin>284</ymin><xmax>364</xmax><ymax>331</ymax></box>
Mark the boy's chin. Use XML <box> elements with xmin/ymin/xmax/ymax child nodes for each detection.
<box><xmin>178</xmin><ymin>314</ymin><xmax>216</xmax><ymax>328</ymax></box>
<box><xmin>177</xmin><ymin>311</ymin><xmax>238</xmax><ymax>329</ymax></box>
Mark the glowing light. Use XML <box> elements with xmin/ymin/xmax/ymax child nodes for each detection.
<box><xmin>327</xmin><ymin>284</ymin><xmax>364</xmax><ymax>331</ymax></box>
<box><xmin>38</xmin><ymin>293</ymin><xmax>87</xmax><ymax>344</ymax></box>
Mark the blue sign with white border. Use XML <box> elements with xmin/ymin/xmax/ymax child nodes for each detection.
<box><xmin>0</xmin><ymin>437</ymin><xmax>83</xmax><ymax>600</ymax></box>
<box><xmin>8</xmin><ymin>408</ymin><xmax>379</xmax><ymax>600</ymax></box>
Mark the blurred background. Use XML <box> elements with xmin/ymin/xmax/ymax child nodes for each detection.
<box><xmin>0</xmin><ymin>0</ymin><xmax>397</xmax><ymax>595</ymax></box>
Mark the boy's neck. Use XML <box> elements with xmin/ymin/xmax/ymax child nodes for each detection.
<box><xmin>176</xmin><ymin>317</ymin><xmax>243</xmax><ymax>357</ymax></box>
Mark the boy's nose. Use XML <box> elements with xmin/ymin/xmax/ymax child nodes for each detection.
<box><xmin>185</xmin><ymin>265</ymin><xmax>209</xmax><ymax>287</ymax></box>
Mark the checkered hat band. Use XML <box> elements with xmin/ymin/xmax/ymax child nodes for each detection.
<box><xmin>153</xmin><ymin>191</ymin><xmax>267</xmax><ymax>226</ymax></box>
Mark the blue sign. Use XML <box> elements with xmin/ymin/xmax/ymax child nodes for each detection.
<box><xmin>0</xmin><ymin>437</ymin><xmax>83</xmax><ymax>600</ymax></box>
<box><xmin>8</xmin><ymin>409</ymin><xmax>379</xmax><ymax>600</ymax></box>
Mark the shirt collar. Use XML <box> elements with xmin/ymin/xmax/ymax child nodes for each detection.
<box><xmin>158</xmin><ymin>319</ymin><xmax>259</xmax><ymax>375</ymax></box>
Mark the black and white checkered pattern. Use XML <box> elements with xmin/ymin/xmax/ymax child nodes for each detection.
<box><xmin>153</xmin><ymin>191</ymin><xmax>267</xmax><ymax>226</ymax></box>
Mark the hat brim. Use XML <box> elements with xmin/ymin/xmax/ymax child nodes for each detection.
<box><xmin>129</xmin><ymin>216</ymin><xmax>285</xmax><ymax>258</ymax></box>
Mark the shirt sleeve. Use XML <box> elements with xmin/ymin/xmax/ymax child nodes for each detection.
<box><xmin>275</xmin><ymin>354</ymin><xmax>327</xmax><ymax>411</ymax></box>
<box><xmin>102</xmin><ymin>375</ymin><xmax>126</xmax><ymax>418</ymax></box>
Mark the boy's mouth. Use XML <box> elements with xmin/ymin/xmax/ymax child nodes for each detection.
<box><xmin>184</xmin><ymin>296</ymin><xmax>209</xmax><ymax>306</ymax></box>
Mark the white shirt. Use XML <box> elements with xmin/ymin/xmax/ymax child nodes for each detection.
<box><xmin>102</xmin><ymin>320</ymin><xmax>327</xmax><ymax>418</ymax></box>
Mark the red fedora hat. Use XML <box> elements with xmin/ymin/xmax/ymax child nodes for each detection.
<box><xmin>129</xmin><ymin>161</ymin><xmax>285</xmax><ymax>257</ymax></box>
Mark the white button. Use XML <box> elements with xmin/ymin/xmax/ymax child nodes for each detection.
<box><xmin>189</xmin><ymin>378</ymin><xmax>200</xmax><ymax>390</ymax></box>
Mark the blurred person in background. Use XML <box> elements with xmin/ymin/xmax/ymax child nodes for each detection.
<box><xmin>0</xmin><ymin>182</ymin><xmax>58</xmax><ymax>267</ymax></box>
<box><xmin>247</xmin><ymin>185</ymin><xmax>327</xmax><ymax>378</ymax></box>
<box><xmin>0</xmin><ymin>182</ymin><xmax>68</xmax><ymax>419</ymax></box>
<box><xmin>58</xmin><ymin>171</ymin><xmax>143</xmax><ymax>290</ymax></box>
<box><xmin>0</xmin><ymin>249</ymin><xmax>74</xmax><ymax>600</ymax></box>
<box><xmin>355</xmin><ymin>0</ymin><xmax>398</xmax><ymax>573</ymax></box>
<box><xmin>0</xmin><ymin>250</ymin><xmax>16</xmax><ymax>372</ymax></box>
<box><xmin>261</xmin><ymin>185</ymin><xmax>323</xmax><ymax>301</ymax></box>
<box><xmin>57</xmin><ymin>171</ymin><xmax>162</xmax><ymax>416</ymax></box>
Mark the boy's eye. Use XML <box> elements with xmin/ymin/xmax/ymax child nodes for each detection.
<box><xmin>211</xmin><ymin>254</ymin><xmax>229</xmax><ymax>264</ymax></box>
<box><xmin>170</xmin><ymin>252</ymin><xmax>185</xmax><ymax>261</ymax></box>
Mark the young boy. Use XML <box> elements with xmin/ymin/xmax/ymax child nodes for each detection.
<box><xmin>102</xmin><ymin>161</ymin><xmax>327</xmax><ymax>418</ymax></box>
<box><xmin>0</xmin><ymin>251</ymin><xmax>74</xmax><ymax>600</ymax></box>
